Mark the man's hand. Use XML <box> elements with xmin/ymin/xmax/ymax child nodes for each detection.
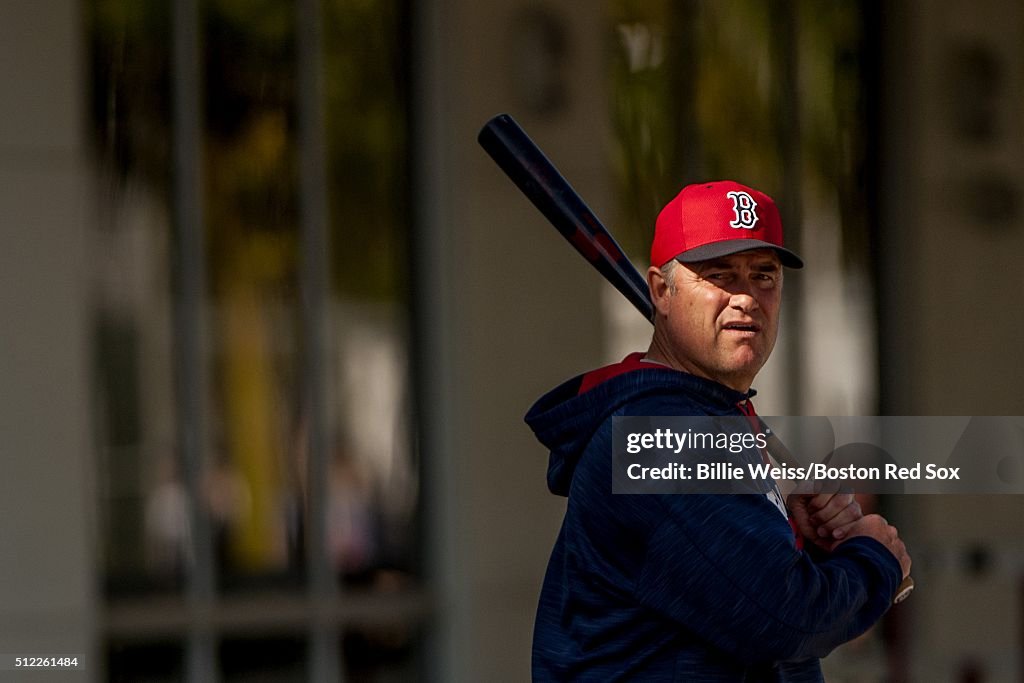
<box><xmin>787</xmin><ymin>491</ymin><xmax>862</xmax><ymax>551</ymax></box>
<box><xmin>836</xmin><ymin>513</ymin><xmax>913</xmax><ymax>580</ymax></box>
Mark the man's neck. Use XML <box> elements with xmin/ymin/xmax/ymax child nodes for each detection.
<box><xmin>645</xmin><ymin>334</ymin><xmax>753</xmax><ymax>394</ymax></box>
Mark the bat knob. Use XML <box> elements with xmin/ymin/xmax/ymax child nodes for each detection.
<box><xmin>893</xmin><ymin>576</ymin><xmax>915</xmax><ymax>604</ymax></box>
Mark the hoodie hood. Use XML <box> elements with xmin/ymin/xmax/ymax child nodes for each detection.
<box><xmin>525</xmin><ymin>353</ymin><xmax>753</xmax><ymax>496</ymax></box>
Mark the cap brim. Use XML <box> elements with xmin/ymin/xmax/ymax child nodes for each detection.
<box><xmin>675</xmin><ymin>239</ymin><xmax>804</xmax><ymax>269</ymax></box>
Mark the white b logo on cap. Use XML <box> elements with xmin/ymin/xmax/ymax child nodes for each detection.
<box><xmin>727</xmin><ymin>191</ymin><xmax>758</xmax><ymax>230</ymax></box>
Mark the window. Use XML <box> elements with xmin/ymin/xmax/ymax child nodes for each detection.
<box><xmin>88</xmin><ymin>0</ymin><xmax>424</xmax><ymax>678</ymax></box>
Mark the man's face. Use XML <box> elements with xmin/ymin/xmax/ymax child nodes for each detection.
<box><xmin>652</xmin><ymin>249</ymin><xmax>783</xmax><ymax>392</ymax></box>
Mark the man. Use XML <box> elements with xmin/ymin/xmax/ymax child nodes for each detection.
<box><xmin>525</xmin><ymin>181</ymin><xmax>911</xmax><ymax>681</ymax></box>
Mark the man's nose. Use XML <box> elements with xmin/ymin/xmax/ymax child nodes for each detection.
<box><xmin>727</xmin><ymin>286</ymin><xmax>759</xmax><ymax>312</ymax></box>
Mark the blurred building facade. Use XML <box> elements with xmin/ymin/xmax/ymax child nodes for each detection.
<box><xmin>0</xmin><ymin>0</ymin><xmax>1022</xmax><ymax>681</ymax></box>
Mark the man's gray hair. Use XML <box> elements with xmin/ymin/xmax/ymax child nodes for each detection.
<box><xmin>659</xmin><ymin>259</ymin><xmax>680</xmax><ymax>293</ymax></box>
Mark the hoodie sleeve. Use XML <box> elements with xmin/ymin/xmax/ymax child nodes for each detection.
<box><xmin>634</xmin><ymin>492</ymin><xmax>902</xmax><ymax>664</ymax></box>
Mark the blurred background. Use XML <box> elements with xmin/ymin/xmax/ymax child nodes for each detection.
<box><xmin>0</xmin><ymin>0</ymin><xmax>1022</xmax><ymax>680</ymax></box>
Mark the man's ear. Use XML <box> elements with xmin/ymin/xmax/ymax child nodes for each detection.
<box><xmin>647</xmin><ymin>266</ymin><xmax>671</xmax><ymax>317</ymax></box>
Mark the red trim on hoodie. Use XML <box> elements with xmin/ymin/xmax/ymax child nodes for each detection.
<box><xmin>577</xmin><ymin>352</ymin><xmax>659</xmax><ymax>395</ymax></box>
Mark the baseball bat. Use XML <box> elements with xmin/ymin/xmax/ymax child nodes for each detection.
<box><xmin>477</xmin><ymin>113</ymin><xmax>914</xmax><ymax>605</ymax></box>
<box><xmin>477</xmin><ymin>114</ymin><xmax>654</xmax><ymax>322</ymax></box>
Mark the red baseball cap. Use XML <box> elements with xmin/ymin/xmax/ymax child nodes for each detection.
<box><xmin>650</xmin><ymin>180</ymin><xmax>803</xmax><ymax>268</ymax></box>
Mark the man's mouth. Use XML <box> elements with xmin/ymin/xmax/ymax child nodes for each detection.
<box><xmin>723</xmin><ymin>322</ymin><xmax>760</xmax><ymax>333</ymax></box>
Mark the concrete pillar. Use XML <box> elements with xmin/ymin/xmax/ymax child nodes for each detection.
<box><xmin>879</xmin><ymin>1</ymin><xmax>1024</xmax><ymax>680</ymax></box>
<box><xmin>0</xmin><ymin>1</ymin><xmax>96</xmax><ymax>681</ymax></box>
<box><xmin>415</xmin><ymin>1</ymin><xmax>612</xmax><ymax>680</ymax></box>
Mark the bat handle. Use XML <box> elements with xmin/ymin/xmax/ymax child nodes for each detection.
<box><xmin>893</xmin><ymin>576</ymin><xmax>914</xmax><ymax>604</ymax></box>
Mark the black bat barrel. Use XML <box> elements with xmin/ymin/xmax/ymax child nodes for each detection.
<box><xmin>478</xmin><ymin>114</ymin><xmax>654</xmax><ymax>322</ymax></box>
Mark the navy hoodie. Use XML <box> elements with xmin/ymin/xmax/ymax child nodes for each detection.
<box><xmin>525</xmin><ymin>354</ymin><xmax>902</xmax><ymax>682</ymax></box>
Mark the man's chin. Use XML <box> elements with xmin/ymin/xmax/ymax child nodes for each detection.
<box><xmin>724</xmin><ymin>348</ymin><xmax>766</xmax><ymax>370</ymax></box>
<box><xmin>715</xmin><ymin>357</ymin><xmax>766</xmax><ymax>387</ymax></box>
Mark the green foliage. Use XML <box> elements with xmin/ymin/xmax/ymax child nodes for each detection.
<box><xmin>322</xmin><ymin>0</ymin><xmax>409</xmax><ymax>300</ymax></box>
<box><xmin>88</xmin><ymin>0</ymin><xmax>173</xmax><ymax>194</ymax></box>
<box><xmin>608</xmin><ymin>0</ymin><xmax>870</xmax><ymax>268</ymax></box>
<box><xmin>87</xmin><ymin>0</ymin><xmax>410</xmax><ymax>301</ymax></box>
